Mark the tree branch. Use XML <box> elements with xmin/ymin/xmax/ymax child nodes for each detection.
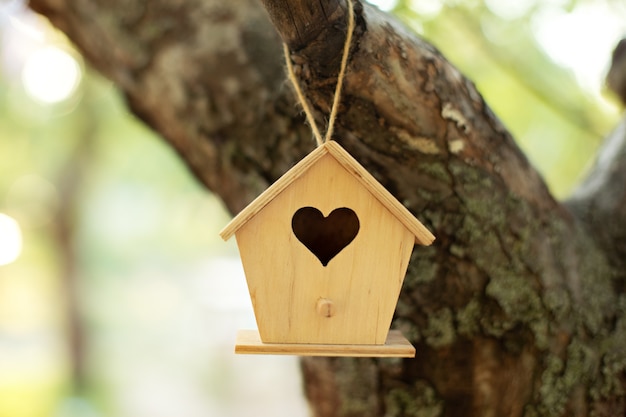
<box><xmin>568</xmin><ymin>118</ymin><xmax>626</xmax><ymax>270</ymax></box>
<box><xmin>568</xmin><ymin>39</ymin><xmax>626</xmax><ymax>275</ymax></box>
<box><xmin>259</xmin><ymin>0</ymin><xmax>341</xmax><ymax>48</ymax></box>
<box><xmin>27</xmin><ymin>0</ymin><xmax>626</xmax><ymax>415</ymax></box>
<box><xmin>259</xmin><ymin>0</ymin><xmax>361</xmax><ymax>77</ymax></box>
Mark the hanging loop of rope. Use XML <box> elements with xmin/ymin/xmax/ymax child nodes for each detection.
<box><xmin>283</xmin><ymin>0</ymin><xmax>356</xmax><ymax>147</ymax></box>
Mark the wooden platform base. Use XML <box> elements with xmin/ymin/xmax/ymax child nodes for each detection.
<box><xmin>235</xmin><ymin>329</ymin><xmax>416</xmax><ymax>357</ymax></box>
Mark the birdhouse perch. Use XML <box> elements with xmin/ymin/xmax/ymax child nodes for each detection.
<box><xmin>220</xmin><ymin>141</ymin><xmax>435</xmax><ymax>357</ymax></box>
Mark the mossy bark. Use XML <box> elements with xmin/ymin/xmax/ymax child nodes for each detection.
<box><xmin>29</xmin><ymin>0</ymin><xmax>626</xmax><ymax>415</ymax></box>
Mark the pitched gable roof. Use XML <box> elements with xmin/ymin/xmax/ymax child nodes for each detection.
<box><xmin>220</xmin><ymin>141</ymin><xmax>435</xmax><ymax>245</ymax></box>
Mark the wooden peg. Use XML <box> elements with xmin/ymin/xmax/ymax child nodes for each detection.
<box><xmin>316</xmin><ymin>298</ymin><xmax>335</xmax><ymax>318</ymax></box>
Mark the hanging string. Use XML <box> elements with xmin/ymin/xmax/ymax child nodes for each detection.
<box><xmin>283</xmin><ymin>0</ymin><xmax>356</xmax><ymax>147</ymax></box>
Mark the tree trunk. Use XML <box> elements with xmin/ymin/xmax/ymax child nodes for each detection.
<box><xmin>28</xmin><ymin>0</ymin><xmax>626</xmax><ymax>416</ymax></box>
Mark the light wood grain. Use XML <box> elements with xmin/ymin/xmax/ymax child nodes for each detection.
<box><xmin>235</xmin><ymin>153</ymin><xmax>415</xmax><ymax>344</ymax></box>
<box><xmin>220</xmin><ymin>141</ymin><xmax>435</xmax><ymax>245</ymax></box>
<box><xmin>325</xmin><ymin>141</ymin><xmax>435</xmax><ymax>245</ymax></box>
<box><xmin>219</xmin><ymin>144</ymin><xmax>329</xmax><ymax>241</ymax></box>
<box><xmin>221</xmin><ymin>140</ymin><xmax>436</xmax><ymax>346</ymax></box>
<box><xmin>235</xmin><ymin>329</ymin><xmax>416</xmax><ymax>357</ymax></box>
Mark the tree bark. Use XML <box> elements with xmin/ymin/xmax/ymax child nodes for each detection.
<box><xmin>28</xmin><ymin>0</ymin><xmax>626</xmax><ymax>416</ymax></box>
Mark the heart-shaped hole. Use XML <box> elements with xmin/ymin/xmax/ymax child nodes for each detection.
<box><xmin>291</xmin><ymin>207</ymin><xmax>360</xmax><ymax>266</ymax></box>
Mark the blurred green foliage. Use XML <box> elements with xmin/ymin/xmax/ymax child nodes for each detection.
<box><xmin>0</xmin><ymin>56</ymin><xmax>236</xmax><ymax>417</ymax></box>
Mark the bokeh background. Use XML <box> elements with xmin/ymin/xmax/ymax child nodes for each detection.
<box><xmin>0</xmin><ymin>0</ymin><xmax>624</xmax><ymax>416</ymax></box>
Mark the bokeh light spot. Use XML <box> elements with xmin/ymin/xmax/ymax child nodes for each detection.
<box><xmin>0</xmin><ymin>213</ymin><xmax>23</xmax><ymax>266</ymax></box>
<box><xmin>21</xmin><ymin>46</ymin><xmax>82</xmax><ymax>104</ymax></box>
<box><xmin>368</xmin><ymin>0</ymin><xmax>398</xmax><ymax>12</ymax></box>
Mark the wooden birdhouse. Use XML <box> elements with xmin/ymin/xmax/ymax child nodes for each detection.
<box><xmin>220</xmin><ymin>141</ymin><xmax>435</xmax><ymax>357</ymax></box>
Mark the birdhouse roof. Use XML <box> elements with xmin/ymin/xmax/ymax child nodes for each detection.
<box><xmin>220</xmin><ymin>141</ymin><xmax>435</xmax><ymax>245</ymax></box>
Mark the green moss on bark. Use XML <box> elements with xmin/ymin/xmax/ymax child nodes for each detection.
<box><xmin>385</xmin><ymin>380</ymin><xmax>443</xmax><ymax>417</ymax></box>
